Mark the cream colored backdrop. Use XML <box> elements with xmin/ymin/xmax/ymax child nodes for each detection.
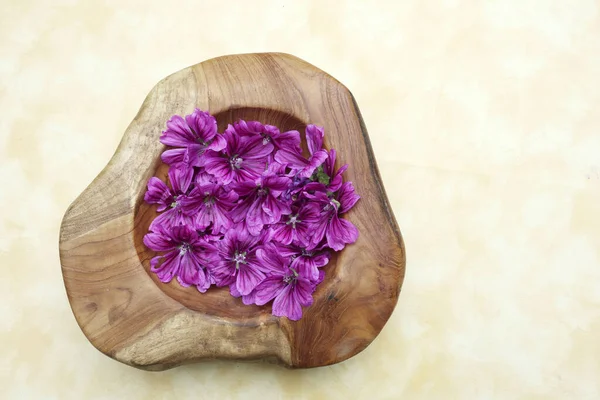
<box><xmin>2</xmin><ymin>0</ymin><xmax>600</xmax><ymax>398</ymax></box>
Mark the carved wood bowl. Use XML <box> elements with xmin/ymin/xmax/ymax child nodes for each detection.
<box><xmin>59</xmin><ymin>53</ymin><xmax>406</xmax><ymax>370</ymax></box>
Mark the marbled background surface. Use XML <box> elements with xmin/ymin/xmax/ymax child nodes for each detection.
<box><xmin>2</xmin><ymin>0</ymin><xmax>600</xmax><ymax>398</ymax></box>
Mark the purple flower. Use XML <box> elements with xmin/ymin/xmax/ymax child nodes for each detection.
<box><xmin>310</xmin><ymin>182</ymin><xmax>360</xmax><ymax>251</ymax></box>
<box><xmin>145</xmin><ymin>168</ymin><xmax>195</xmax><ymax>232</ymax></box>
<box><xmin>144</xmin><ymin>110</ymin><xmax>361</xmax><ymax>320</ymax></box>
<box><xmin>277</xmin><ymin>242</ymin><xmax>330</xmax><ymax>282</ymax></box>
<box><xmin>299</xmin><ymin>148</ymin><xmax>349</xmax><ymax>195</ymax></box>
<box><xmin>235</xmin><ymin>119</ymin><xmax>302</xmax><ymax>152</ymax></box>
<box><xmin>274</xmin><ymin>124</ymin><xmax>328</xmax><ymax>178</ymax></box>
<box><xmin>229</xmin><ymin>173</ymin><xmax>292</xmax><ymax>235</ymax></box>
<box><xmin>270</xmin><ymin>203</ymin><xmax>319</xmax><ymax>246</ymax></box>
<box><xmin>194</xmin><ymin>169</ymin><xmax>217</xmax><ymax>185</ymax></box>
<box><xmin>160</xmin><ymin>108</ymin><xmax>226</xmax><ymax>150</ymax></box>
<box><xmin>180</xmin><ymin>183</ymin><xmax>239</xmax><ymax>234</ymax></box>
<box><xmin>143</xmin><ymin>225</ymin><xmax>219</xmax><ymax>292</ymax></box>
<box><xmin>160</xmin><ymin>109</ymin><xmax>227</xmax><ymax>173</ymax></box>
<box><xmin>323</xmin><ymin>149</ymin><xmax>348</xmax><ymax>192</ymax></box>
<box><xmin>253</xmin><ymin>243</ymin><xmax>320</xmax><ymax>321</ymax></box>
<box><xmin>144</xmin><ymin>178</ymin><xmax>174</xmax><ymax>213</ymax></box>
<box><xmin>212</xmin><ymin>229</ymin><xmax>271</xmax><ymax>296</ymax></box>
<box><xmin>201</xmin><ymin>124</ymin><xmax>274</xmax><ymax>184</ymax></box>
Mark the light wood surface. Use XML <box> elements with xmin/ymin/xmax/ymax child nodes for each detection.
<box><xmin>59</xmin><ymin>53</ymin><xmax>405</xmax><ymax>369</ymax></box>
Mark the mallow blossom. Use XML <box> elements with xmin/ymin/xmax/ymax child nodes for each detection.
<box><xmin>229</xmin><ymin>173</ymin><xmax>292</xmax><ymax>235</ymax></box>
<box><xmin>143</xmin><ymin>225</ymin><xmax>218</xmax><ymax>292</ymax></box>
<box><xmin>211</xmin><ymin>229</ymin><xmax>270</xmax><ymax>296</ymax></box>
<box><xmin>253</xmin><ymin>244</ymin><xmax>322</xmax><ymax>321</ymax></box>
<box><xmin>160</xmin><ymin>109</ymin><xmax>227</xmax><ymax>175</ymax></box>
<box><xmin>234</xmin><ymin>119</ymin><xmax>302</xmax><ymax>154</ymax></box>
<box><xmin>274</xmin><ymin>124</ymin><xmax>328</xmax><ymax>178</ymax></box>
<box><xmin>270</xmin><ymin>203</ymin><xmax>319</xmax><ymax>246</ymax></box>
<box><xmin>144</xmin><ymin>167</ymin><xmax>194</xmax><ymax>232</ymax></box>
<box><xmin>180</xmin><ymin>183</ymin><xmax>238</xmax><ymax>234</ymax></box>
<box><xmin>143</xmin><ymin>110</ymin><xmax>360</xmax><ymax>320</ymax></box>
<box><xmin>308</xmin><ymin>181</ymin><xmax>361</xmax><ymax>251</ymax></box>
<box><xmin>200</xmin><ymin>124</ymin><xmax>273</xmax><ymax>184</ymax></box>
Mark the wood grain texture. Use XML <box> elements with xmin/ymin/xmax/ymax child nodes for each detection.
<box><xmin>59</xmin><ymin>53</ymin><xmax>406</xmax><ymax>369</ymax></box>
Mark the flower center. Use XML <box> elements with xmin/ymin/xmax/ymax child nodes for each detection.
<box><xmin>323</xmin><ymin>198</ymin><xmax>340</xmax><ymax>212</ymax></box>
<box><xmin>257</xmin><ymin>186</ymin><xmax>269</xmax><ymax>197</ymax></box>
<box><xmin>230</xmin><ymin>156</ymin><xmax>243</xmax><ymax>170</ymax></box>
<box><xmin>262</xmin><ymin>135</ymin><xmax>271</xmax><ymax>145</ymax></box>
<box><xmin>301</xmin><ymin>249</ymin><xmax>314</xmax><ymax>257</ymax></box>
<box><xmin>286</xmin><ymin>214</ymin><xmax>300</xmax><ymax>228</ymax></box>
<box><xmin>283</xmin><ymin>268</ymin><xmax>299</xmax><ymax>284</ymax></box>
<box><xmin>203</xmin><ymin>194</ymin><xmax>215</xmax><ymax>208</ymax></box>
<box><xmin>170</xmin><ymin>195</ymin><xmax>179</xmax><ymax>209</ymax></box>
<box><xmin>233</xmin><ymin>251</ymin><xmax>247</xmax><ymax>269</ymax></box>
<box><xmin>179</xmin><ymin>243</ymin><xmax>191</xmax><ymax>256</ymax></box>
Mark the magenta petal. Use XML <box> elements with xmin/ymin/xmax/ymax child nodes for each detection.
<box><xmin>262</xmin><ymin>195</ymin><xmax>291</xmax><ymax>219</ymax></box>
<box><xmin>212</xmin><ymin>260</ymin><xmax>236</xmax><ymax>287</ymax></box>
<box><xmin>196</xmin><ymin>272</ymin><xmax>211</xmax><ymax>293</ymax></box>
<box><xmin>236</xmin><ymin>265</ymin><xmax>266</xmax><ymax>295</ymax></box>
<box><xmin>210</xmin><ymin>205</ymin><xmax>233</xmax><ymax>234</ymax></box>
<box><xmin>230</xmin><ymin>181</ymin><xmax>258</xmax><ymax>197</ymax></box>
<box><xmin>338</xmin><ymin>182</ymin><xmax>360</xmax><ymax>213</ymax></box>
<box><xmin>243</xmin><ymin>140</ymin><xmax>274</xmax><ymax>159</ymax></box>
<box><xmin>256</xmin><ymin>247</ymin><xmax>288</xmax><ymax>273</ymax></box>
<box><xmin>309</xmin><ymin>216</ymin><xmax>329</xmax><ymax>248</ymax></box>
<box><xmin>143</xmin><ymin>232</ymin><xmax>174</xmax><ymax>252</ymax></box>
<box><xmin>312</xmin><ymin>253</ymin><xmax>330</xmax><ymax>268</ymax></box>
<box><xmin>298</xmin><ymin>149</ymin><xmax>328</xmax><ymax>178</ymax></box>
<box><xmin>160</xmin><ymin>115</ymin><xmax>193</xmax><ymax>147</ymax></box>
<box><xmin>306</xmin><ymin>124</ymin><xmax>324</xmax><ymax>155</ymax></box>
<box><xmin>185</xmin><ymin>109</ymin><xmax>217</xmax><ymax>142</ymax></box>
<box><xmin>293</xmin><ymin>224</ymin><xmax>311</xmax><ymax>247</ymax></box>
<box><xmin>209</xmin><ymin>133</ymin><xmax>227</xmax><ymax>151</ymax></box>
<box><xmin>203</xmin><ymin>155</ymin><xmax>234</xmax><ymax>184</ymax></box>
<box><xmin>326</xmin><ymin>214</ymin><xmax>359</xmax><ymax>251</ymax></box>
<box><xmin>144</xmin><ymin>177</ymin><xmax>172</xmax><ymax>212</ymax></box>
<box><xmin>149</xmin><ymin>206</ymin><xmax>187</xmax><ymax>232</ymax></box>
<box><xmin>272</xmin><ymin>285</ymin><xmax>303</xmax><ymax>321</ymax></box>
<box><xmin>168</xmin><ymin>166</ymin><xmax>193</xmax><ymax>194</ymax></box>
<box><xmin>185</xmin><ymin>144</ymin><xmax>205</xmax><ymax>167</ymax></box>
<box><xmin>246</xmin><ymin>201</ymin><xmax>268</xmax><ymax>232</ymax></box>
<box><xmin>177</xmin><ymin>253</ymin><xmax>201</xmax><ymax>287</ymax></box>
<box><xmin>291</xmin><ymin>256</ymin><xmax>319</xmax><ymax>282</ymax></box>
<box><xmin>271</xmin><ymin>224</ymin><xmax>294</xmax><ymax>245</ymax></box>
<box><xmin>230</xmin><ymin>195</ymin><xmax>255</xmax><ymax>223</ymax></box>
<box><xmin>161</xmin><ymin>148</ymin><xmax>187</xmax><ymax>166</ymax></box>
<box><xmin>195</xmin><ymin>171</ymin><xmax>215</xmax><ymax>185</ymax></box>
<box><xmin>235</xmin><ymin>119</ymin><xmax>265</xmax><ymax>137</ymax></box>
<box><xmin>237</xmin><ymin>159</ymin><xmax>266</xmax><ymax>180</ymax></box>
<box><xmin>150</xmin><ymin>255</ymin><xmax>162</xmax><ymax>269</ymax></box>
<box><xmin>229</xmin><ymin>281</ymin><xmax>242</xmax><ymax>297</ymax></box>
<box><xmin>274</xmin><ymin>149</ymin><xmax>308</xmax><ymax>169</ymax></box>
<box><xmin>277</xmin><ymin>130</ymin><xmax>302</xmax><ymax>152</ymax></box>
<box><xmin>262</xmin><ymin>175</ymin><xmax>291</xmax><ymax>192</ymax></box>
<box><xmin>151</xmin><ymin>251</ymin><xmax>180</xmax><ymax>283</ymax></box>
<box><xmin>242</xmin><ymin>291</ymin><xmax>257</xmax><ymax>305</ymax></box>
<box><xmin>294</xmin><ymin>278</ymin><xmax>315</xmax><ymax>306</ymax></box>
<box><xmin>254</xmin><ymin>276</ymin><xmax>286</xmax><ymax>305</ymax></box>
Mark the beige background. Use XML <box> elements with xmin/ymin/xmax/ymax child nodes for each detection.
<box><xmin>2</xmin><ymin>0</ymin><xmax>600</xmax><ymax>398</ymax></box>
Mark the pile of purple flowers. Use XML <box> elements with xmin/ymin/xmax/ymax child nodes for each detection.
<box><xmin>143</xmin><ymin>109</ymin><xmax>360</xmax><ymax>320</ymax></box>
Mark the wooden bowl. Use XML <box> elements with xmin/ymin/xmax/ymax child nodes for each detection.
<box><xmin>59</xmin><ymin>53</ymin><xmax>406</xmax><ymax>370</ymax></box>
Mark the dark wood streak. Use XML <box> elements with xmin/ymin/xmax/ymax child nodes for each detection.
<box><xmin>59</xmin><ymin>53</ymin><xmax>406</xmax><ymax>370</ymax></box>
